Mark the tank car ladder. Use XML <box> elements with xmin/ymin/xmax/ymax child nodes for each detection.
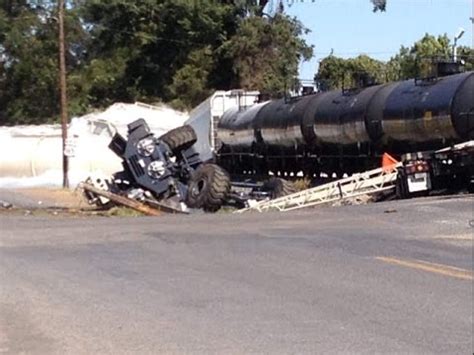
<box><xmin>236</xmin><ymin>164</ymin><xmax>401</xmax><ymax>213</ymax></box>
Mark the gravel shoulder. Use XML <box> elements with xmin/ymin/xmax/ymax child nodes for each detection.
<box><xmin>0</xmin><ymin>188</ymin><xmax>87</xmax><ymax>210</ymax></box>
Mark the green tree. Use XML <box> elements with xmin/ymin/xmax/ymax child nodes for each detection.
<box><xmin>0</xmin><ymin>0</ymin><xmax>389</xmax><ymax>124</ymax></box>
<box><xmin>79</xmin><ymin>0</ymin><xmax>313</xmax><ymax>107</ymax></box>
<box><xmin>0</xmin><ymin>0</ymin><xmax>88</xmax><ymax>124</ymax></box>
<box><xmin>80</xmin><ymin>0</ymin><xmax>240</xmax><ymax>108</ymax></box>
<box><xmin>457</xmin><ymin>46</ymin><xmax>474</xmax><ymax>71</ymax></box>
<box><xmin>388</xmin><ymin>34</ymin><xmax>451</xmax><ymax>79</ymax></box>
<box><xmin>0</xmin><ymin>1</ymin><xmax>58</xmax><ymax>124</ymax></box>
<box><xmin>315</xmin><ymin>55</ymin><xmax>385</xmax><ymax>91</ymax></box>
<box><xmin>314</xmin><ymin>56</ymin><xmax>348</xmax><ymax>91</ymax></box>
<box><xmin>168</xmin><ymin>46</ymin><xmax>215</xmax><ymax>109</ymax></box>
<box><xmin>315</xmin><ymin>33</ymin><xmax>474</xmax><ymax>90</ymax></box>
<box><xmin>224</xmin><ymin>13</ymin><xmax>313</xmax><ymax>97</ymax></box>
<box><xmin>386</xmin><ymin>33</ymin><xmax>474</xmax><ymax>79</ymax></box>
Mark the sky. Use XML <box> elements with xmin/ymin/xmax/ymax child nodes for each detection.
<box><xmin>279</xmin><ymin>0</ymin><xmax>473</xmax><ymax>80</ymax></box>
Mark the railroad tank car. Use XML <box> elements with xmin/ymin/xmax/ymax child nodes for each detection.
<box><xmin>366</xmin><ymin>71</ymin><xmax>473</xmax><ymax>144</ymax></box>
<box><xmin>256</xmin><ymin>95</ymin><xmax>314</xmax><ymax>147</ymax></box>
<box><xmin>217</xmin><ymin>71</ymin><xmax>474</xmax><ymax>176</ymax></box>
<box><xmin>218</xmin><ymin>101</ymin><xmax>267</xmax><ymax>148</ymax></box>
<box><xmin>309</xmin><ymin>84</ymin><xmax>382</xmax><ymax>145</ymax></box>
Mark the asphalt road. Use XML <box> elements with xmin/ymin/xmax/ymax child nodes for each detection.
<box><xmin>0</xmin><ymin>195</ymin><xmax>473</xmax><ymax>354</ymax></box>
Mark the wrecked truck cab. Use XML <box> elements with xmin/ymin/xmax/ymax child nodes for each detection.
<box><xmin>87</xmin><ymin>118</ymin><xmax>230</xmax><ymax>213</ymax></box>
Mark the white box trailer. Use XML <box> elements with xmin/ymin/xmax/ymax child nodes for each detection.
<box><xmin>185</xmin><ymin>90</ymin><xmax>260</xmax><ymax>162</ymax></box>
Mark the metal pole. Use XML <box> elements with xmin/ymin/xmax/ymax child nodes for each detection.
<box><xmin>471</xmin><ymin>0</ymin><xmax>473</xmax><ymax>49</ymax></box>
<box><xmin>453</xmin><ymin>39</ymin><xmax>457</xmax><ymax>62</ymax></box>
<box><xmin>58</xmin><ymin>0</ymin><xmax>69</xmax><ymax>188</ymax></box>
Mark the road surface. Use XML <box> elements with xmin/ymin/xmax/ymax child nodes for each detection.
<box><xmin>0</xmin><ymin>195</ymin><xmax>473</xmax><ymax>353</ymax></box>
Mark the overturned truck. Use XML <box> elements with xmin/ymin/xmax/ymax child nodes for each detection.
<box><xmin>85</xmin><ymin>118</ymin><xmax>231</xmax><ymax>213</ymax></box>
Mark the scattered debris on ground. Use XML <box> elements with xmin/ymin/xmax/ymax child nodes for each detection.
<box><xmin>81</xmin><ymin>182</ymin><xmax>172</xmax><ymax>216</ymax></box>
<box><xmin>0</xmin><ymin>200</ymin><xmax>13</xmax><ymax>209</ymax></box>
<box><xmin>331</xmin><ymin>194</ymin><xmax>376</xmax><ymax>207</ymax></box>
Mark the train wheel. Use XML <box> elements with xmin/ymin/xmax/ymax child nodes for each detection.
<box><xmin>159</xmin><ymin>125</ymin><xmax>197</xmax><ymax>155</ymax></box>
<box><xmin>186</xmin><ymin>164</ymin><xmax>231</xmax><ymax>212</ymax></box>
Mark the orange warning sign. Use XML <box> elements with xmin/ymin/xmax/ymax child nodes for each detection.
<box><xmin>381</xmin><ymin>153</ymin><xmax>399</xmax><ymax>172</ymax></box>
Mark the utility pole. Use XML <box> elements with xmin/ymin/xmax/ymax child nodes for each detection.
<box><xmin>58</xmin><ymin>0</ymin><xmax>69</xmax><ymax>188</ymax></box>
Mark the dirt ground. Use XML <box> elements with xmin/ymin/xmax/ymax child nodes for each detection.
<box><xmin>13</xmin><ymin>188</ymin><xmax>87</xmax><ymax>207</ymax></box>
<box><xmin>0</xmin><ymin>187</ymin><xmax>91</xmax><ymax>214</ymax></box>
<box><xmin>0</xmin><ymin>187</ymin><xmax>173</xmax><ymax>217</ymax></box>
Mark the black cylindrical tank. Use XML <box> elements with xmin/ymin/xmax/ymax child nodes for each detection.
<box><xmin>311</xmin><ymin>85</ymin><xmax>383</xmax><ymax>145</ymax></box>
<box><xmin>217</xmin><ymin>71</ymin><xmax>474</xmax><ymax>153</ymax></box>
<box><xmin>451</xmin><ymin>72</ymin><xmax>474</xmax><ymax>140</ymax></box>
<box><xmin>368</xmin><ymin>72</ymin><xmax>474</xmax><ymax>143</ymax></box>
<box><xmin>256</xmin><ymin>95</ymin><xmax>314</xmax><ymax>147</ymax></box>
<box><xmin>218</xmin><ymin>102</ymin><xmax>269</xmax><ymax>147</ymax></box>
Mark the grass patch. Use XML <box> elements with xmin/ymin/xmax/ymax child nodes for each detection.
<box><xmin>293</xmin><ymin>177</ymin><xmax>312</xmax><ymax>191</ymax></box>
<box><xmin>103</xmin><ymin>206</ymin><xmax>145</xmax><ymax>217</ymax></box>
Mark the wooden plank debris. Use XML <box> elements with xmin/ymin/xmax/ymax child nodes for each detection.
<box><xmin>80</xmin><ymin>182</ymin><xmax>166</xmax><ymax>216</ymax></box>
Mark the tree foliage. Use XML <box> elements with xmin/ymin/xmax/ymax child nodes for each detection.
<box><xmin>0</xmin><ymin>1</ymin><xmax>60</xmax><ymax>124</ymax></box>
<box><xmin>0</xmin><ymin>0</ymin><xmax>391</xmax><ymax>125</ymax></box>
<box><xmin>386</xmin><ymin>34</ymin><xmax>452</xmax><ymax>79</ymax></box>
<box><xmin>315</xmin><ymin>55</ymin><xmax>385</xmax><ymax>91</ymax></box>
<box><xmin>315</xmin><ymin>33</ymin><xmax>474</xmax><ymax>91</ymax></box>
<box><xmin>0</xmin><ymin>0</ymin><xmax>87</xmax><ymax>124</ymax></box>
<box><xmin>1</xmin><ymin>0</ymin><xmax>314</xmax><ymax>123</ymax></box>
<box><xmin>224</xmin><ymin>13</ymin><xmax>312</xmax><ymax>97</ymax></box>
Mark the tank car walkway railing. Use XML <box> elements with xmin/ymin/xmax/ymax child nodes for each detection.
<box><xmin>236</xmin><ymin>164</ymin><xmax>401</xmax><ymax>213</ymax></box>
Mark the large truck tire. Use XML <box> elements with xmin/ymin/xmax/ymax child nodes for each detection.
<box><xmin>263</xmin><ymin>177</ymin><xmax>296</xmax><ymax>199</ymax></box>
<box><xmin>186</xmin><ymin>164</ymin><xmax>231</xmax><ymax>212</ymax></box>
<box><xmin>159</xmin><ymin>125</ymin><xmax>197</xmax><ymax>154</ymax></box>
